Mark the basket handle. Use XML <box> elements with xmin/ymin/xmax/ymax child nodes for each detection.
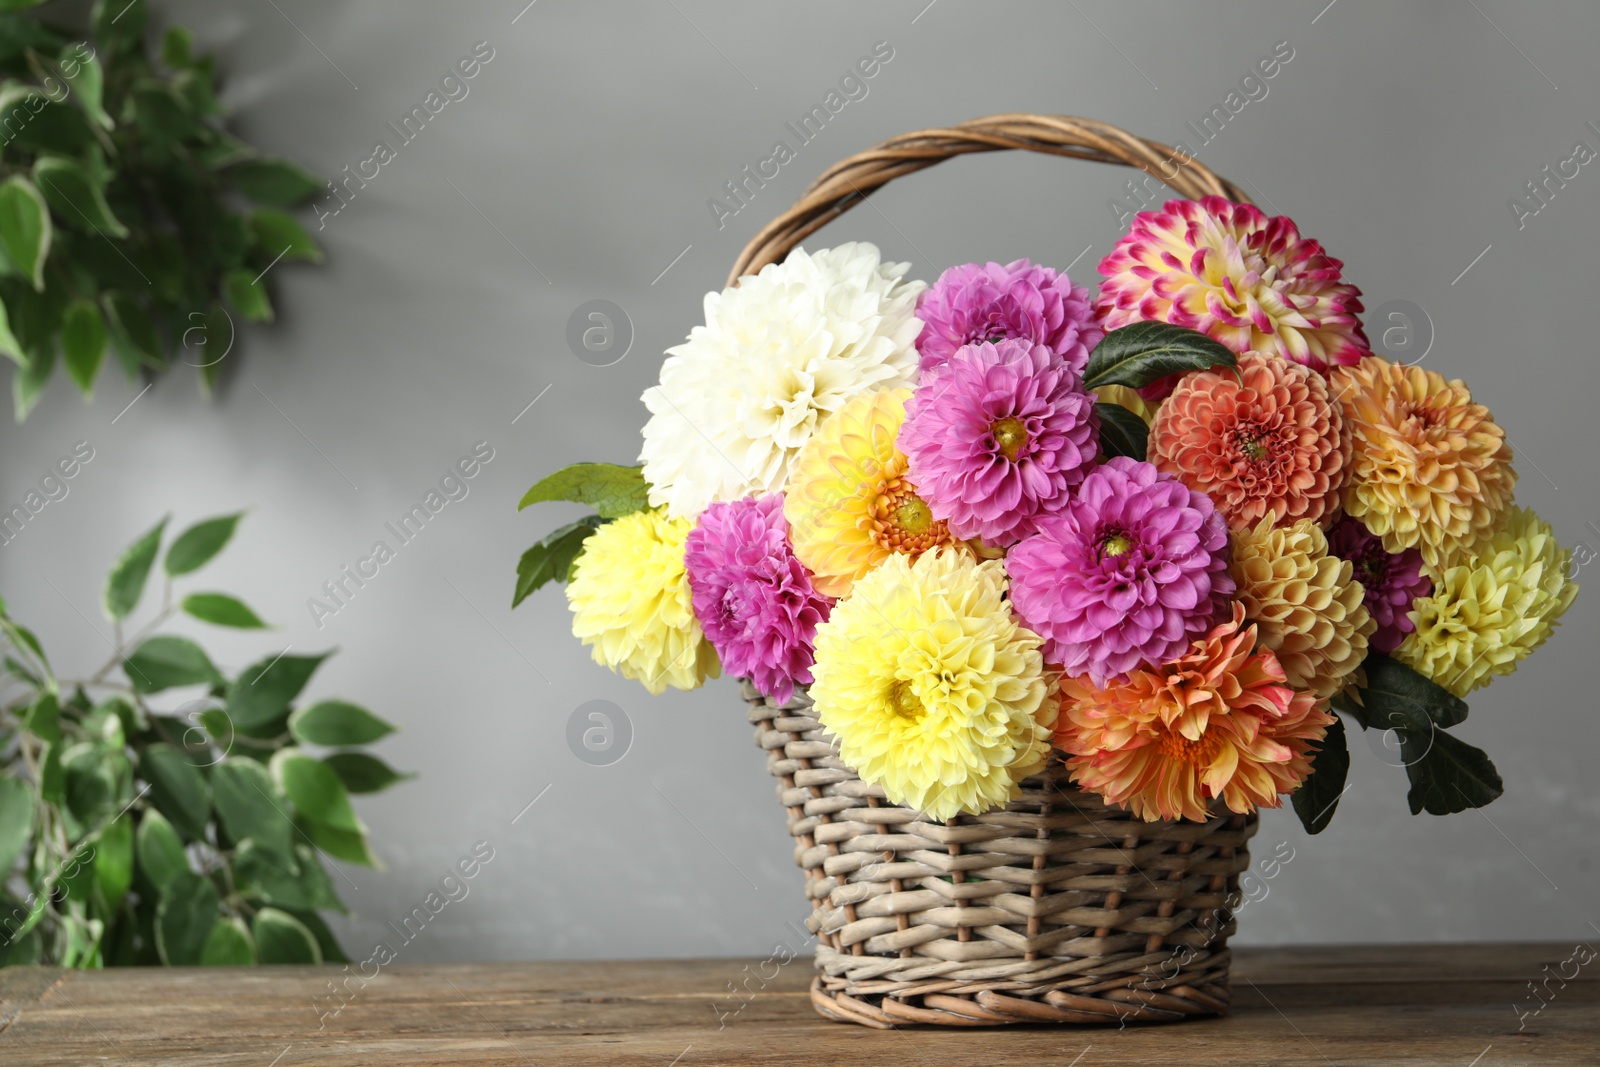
<box><xmin>727</xmin><ymin>113</ymin><xmax>1253</xmax><ymax>286</ymax></box>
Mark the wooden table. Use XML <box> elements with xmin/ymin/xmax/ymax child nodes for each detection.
<box><xmin>0</xmin><ymin>943</ymin><xmax>1593</xmax><ymax>1065</ymax></box>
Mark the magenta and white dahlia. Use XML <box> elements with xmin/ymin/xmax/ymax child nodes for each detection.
<box><xmin>915</xmin><ymin>259</ymin><xmax>1101</xmax><ymax>375</ymax></box>
<box><xmin>683</xmin><ymin>495</ymin><xmax>831</xmax><ymax>703</ymax></box>
<box><xmin>1326</xmin><ymin>516</ymin><xmax>1431</xmax><ymax>655</ymax></box>
<box><xmin>1005</xmin><ymin>456</ymin><xmax>1235</xmax><ymax>685</ymax></box>
<box><xmin>900</xmin><ymin>339</ymin><xmax>1099</xmax><ymax>545</ymax></box>
<box><xmin>1096</xmin><ymin>197</ymin><xmax>1369</xmax><ymax>381</ymax></box>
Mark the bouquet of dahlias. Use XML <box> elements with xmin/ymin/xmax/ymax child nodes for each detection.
<box><xmin>515</xmin><ymin>198</ymin><xmax>1578</xmax><ymax>832</ymax></box>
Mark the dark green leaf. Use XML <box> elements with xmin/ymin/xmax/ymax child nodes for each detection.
<box><xmin>253</xmin><ymin>906</ymin><xmax>321</xmax><ymax>964</ymax></box>
<box><xmin>224</xmin><ymin>159</ymin><xmax>322</xmax><ymax>207</ymax></box>
<box><xmin>285</xmin><ymin>907</ymin><xmax>349</xmax><ymax>963</ymax></box>
<box><xmin>0</xmin><ymin>176</ymin><xmax>51</xmax><ymax>291</ymax></box>
<box><xmin>103</xmin><ymin>292</ymin><xmax>165</xmax><ymax>372</ymax></box>
<box><xmin>292</xmin><ymin>843</ymin><xmax>346</xmax><ymax>913</ymax></box>
<box><xmin>58</xmin><ymin>42</ymin><xmax>111</xmax><ymax>128</ymax></box>
<box><xmin>155</xmin><ymin>870</ymin><xmax>218</xmax><ymax>966</ymax></box>
<box><xmin>210</xmin><ymin>759</ymin><xmax>292</xmax><ymax>857</ymax></box>
<box><xmin>0</xmin><ymin>294</ymin><xmax>25</xmax><ymax>364</ymax></box>
<box><xmin>162</xmin><ymin>27</ymin><xmax>195</xmax><ymax>68</ymax></box>
<box><xmin>24</xmin><ymin>690</ymin><xmax>60</xmax><ymax>742</ymax></box>
<box><xmin>300</xmin><ymin>817</ymin><xmax>378</xmax><ymax>869</ymax></box>
<box><xmin>1095</xmin><ymin>402</ymin><xmax>1148</xmax><ymax>462</ymax></box>
<box><xmin>92</xmin><ymin>0</ymin><xmax>146</xmax><ymax>54</ymax></box>
<box><xmin>518</xmin><ymin>464</ymin><xmax>649</xmax><ymax>518</ymax></box>
<box><xmin>289</xmin><ymin>701</ymin><xmax>395</xmax><ymax>747</ymax></box>
<box><xmin>200</xmin><ymin>916</ymin><xmax>255</xmax><ymax>965</ymax></box>
<box><xmin>182</xmin><ymin>593</ymin><xmax>266</xmax><ymax>629</ymax></box>
<box><xmin>5</xmin><ymin>99</ymin><xmax>95</xmax><ymax>157</ymax></box>
<box><xmin>135</xmin><ymin>808</ymin><xmax>188</xmax><ymax>893</ymax></box>
<box><xmin>94</xmin><ymin>816</ymin><xmax>135</xmax><ymax>911</ymax></box>
<box><xmin>124</xmin><ymin>635</ymin><xmax>225</xmax><ymax>694</ymax></box>
<box><xmin>323</xmin><ymin>752</ymin><xmax>412</xmax><ymax>795</ymax></box>
<box><xmin>164</xmin><ymin>512</ymin><xmax>243</xmax><ymax>576</ymax></box>
<box><xmin>224</xmin><ymin>267</ymin><xmax>272</xmax><ymax>323</ymax></box>
<box><xmin>1291</xmin><ymin>716</ymin><xmax>1348</xmax><ymax>835</ymax></box>
<box><xmin>248</xmin><ymin>209</ymin><xmax>322</xmax><ymax>264</ymax></box>
<box><xmin>1083</xmin><ymin>321</ymin><xmax>1239</xmax><ymax>391</ymax></box>
<box><xmin>38</xmin><ymin>739</ymin><xmax>64</xmax><ymax>803</ymax></box>
<box><xmin>1399</xmin><ymin>728</ymin><xmax>1504</xmax><ymax>816</ymax></box>
<box><xmin>513</xmin><ymin>515</ymin><xmax>603</xmax><ymax>607</ymax></box>
<box><xmin>0</xmin><ymin>776</ymin><xmax>35</xmax><ymax>876</ymax></box>
<box><xmin>233</xmin><ymin>840</ymin><xmax>344</xmax><ymax>914</ymax></box>
<box><xmin>33</xmin><ymin>156</ymin><xmax>129</xmax><ymax>238</ymax></box>
<box><xmin>61</xmin><ymin>297</ymin><xmax>107</xmax><ymax>396</ymax></box>
<box><xmin>139</xmin><ymin>743</ymin><xmax>211</xmax><ymax>840</ymax></box>
<box><xmin>12</xmin><ymin>340</ymin><xmax>52</xmax><ymax>421</ymax></box>
<box><xmin>104</xmin><ymin>514</ymin><xmax>167</xmax><ymax>619</ymax></box>
<box><xmin>63</xmin><ymin>741</ymin><xmax>116</xmax><ymax>823</ymax></box>
<box><xmin>272</xmin><ymin>750</ymin><xmax>360</xmax><ymax>833</ymax></box>
<box><xmin>228</xmin><ymin>651</ymin><xmax>330</xmax><ymax>733</ymax></box>
<box><xmin>1357</xmin><ymin>654</ymin><xmax>1469</xmax><ymax>732</ymax></box>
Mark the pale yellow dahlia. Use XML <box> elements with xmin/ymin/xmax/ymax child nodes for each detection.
<box><xmin>784</xmin><ymin>388</ymin><xmax>958</xmax><ymax>598</ymax></box>
<box><xmin>1331</xmin><ymin>356</ymin><xmax>1515</xmax><ymax>569</ymax></box>
<box><xmin>1396</xmin><ymin>506</ymin><xmax>1578</xmax><ymax>697</ymax></box>
<box><xmin>565</xmin><ymin>510</ymin><xmax>720</xmax><ymax>694</ymax></box>
<box><xmin>1230</xmin><ymin>516</ymin><xmax>1375</xmax><ymax>701</ymax></box>
<box><xmin>1094</xmin><ymin>385</ymin><xmax>1157</xmax><ymax>426</ymax></box>
<box><xmin>808</xmin><ymin>549</ymin><xmax>1055</xmax><ymax>821</ymax></box>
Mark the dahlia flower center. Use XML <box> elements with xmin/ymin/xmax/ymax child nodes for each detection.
<box><xmin>1157</xmin><ymin>723</ymin><xmax>1223</xmax><ymax>768</ymax></box>
<box><xmin>1098</xmin><ymin>530</ymin><xmax>1135</xmax><ymax>560</ymax></box>
<box><xmin>1237</xmin><ymin>432</ymin><xmax>1269</xmax><ymax>462</ymax></box>
<box><xmin>872</xmin><ymin>479</ymin><xmax>949</xmax><ymax>554</ymax></box>
<box><xmin>886</xmin><ymin>679</ymin><xmax>925</xmax><ymax>721</ymax></box>
<box><xmin>990</xmin><ymin>416</ymin><xmax>1029</xmax><ymax>461</ymax></box>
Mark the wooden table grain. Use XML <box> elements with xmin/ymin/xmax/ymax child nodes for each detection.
<box><xmin>0</xmin><ymin>943</ymin><xmax>1593</xmax><ymax>1065</ymax></box>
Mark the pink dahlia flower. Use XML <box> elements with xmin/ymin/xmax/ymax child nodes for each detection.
<box><xmin>1326</xmin><ymin>516</ymin><xmax>1431</xmax><ymax>654</ymax></box>
<box><xmin>1006</xmin><ymin>456</ymin><xmax>1235</xmax><ymax>685</ymax></box>
<box><xmin>915</xmin><ymin>259</ymin><xmax>1102</xmax><ymax>375</ymax></box>
<box><xmin>901</xmin><ymin>339</ymin><xmax>1098</xmax><ymax>545</ymax></box>
<box><xmin>1096</xmin><ymin>197</ymin><xmax>1369</xmax><ymax>397</ymax></box>
<box><xmin>684</xmin><ymin>495</ymin><xmax>831</xmax><ymax>703</ymax></box>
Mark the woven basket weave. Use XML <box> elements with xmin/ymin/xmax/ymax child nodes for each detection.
<box><xmin>732</xmin><ymin>115</ymin><xmax>1261</xmax><ymax>1028</ymax></box>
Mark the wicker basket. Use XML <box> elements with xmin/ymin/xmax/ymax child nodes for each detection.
<box><xmin>732</xmin><ymin>115</ymin><xmax>1261</xmax><ymax>1028</ymax></box>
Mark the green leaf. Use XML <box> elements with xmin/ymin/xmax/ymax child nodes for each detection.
<box><xmin>323</xmin><ymin>752</ymin><xmax>412</xmax><ymax>795</ymax></box>
<box><xmin>200</xmin><ymin>916</ymin><xmax>255</xmax><ymax>966</ymax></box>
<box><xmin>61</xmin><ymin>297</ymin><xmax>107</xmax><ymax>396</ymax></box>
<box><xmin>12</xmin><ymin>340</ymin><xmax>52</xmax><ymax>420</ymax></box>
<box><xmin>518</xmin><ymin>464</ymin><xmax>649</xmax><ymax>518</ymax></box>
<box><xmin>155</xmin><ymin>870</ymin><xmax>219</xmax><ymax>966</ymax></box>
<box><xmin>0</xmin><ymin>776</ymin><xmax>35</xmax><ymax>877</ymax></box>
<box><xmin>513</xmin><ymin>515</ymin><xmax>603</xmax><ymax>607</ymax></box>
<box><xmin>24</xmin><ymin>690</ymin><xmax>61</xmax><ymax>742</ymax></box>
<box><xmin>1291</xmin><ymin>716</ymin><xmax>1349</xmax><ymax>835</ymax></box>
<box><xmin>58</xmin><ymin>43</ymin><xmax>111</xmax><ymax>128</ymax></box>
<box><xmin>62</xmin><ymin>741</ymin><xmax>116</xmax><ymax>823</ymax></box>
<box><xmin>1357</xmin><ymin>654</ymin><xmax>1469</xmax><ymax>732</ymax></box>
<box><xmin>162</xmin><ymin>26</ymin><xmax>195</xmax><ymax>68</ymax></box>
<box><xmin>289</xmin><ymin>701</ymin><xmax>395</xmax><ymax>747</ymax></box>
<box><xmin>93</xmin><ymin>817</ymin><xmax>135</xmax><ymax>911</ymax></box>
<box><xmin>124</xmin><ymin>635</ymin><xmax>225</xmax><ymax>694</ymax></box>
<box><xmin>1083</xmin><ymin>321</ymin><xmax>1239</xmax><ymax>391</ymax></box>
<box><xmin>33</xmin><ymin>156</ymin><xmax>129</xmax><ymax>238</ymax></box>
<box><xmin>1095</xmin><ymin>402</ymin><xmax>1148</xmax><ymax>462</ymax></box>
<box><xmin>0</xmin><ymin>294</ymin><xmax>25</xmax><ymax>364</ymax></box>
<box><xmin>1400</xmin><ymin>729</ymin><xmax>1504</xmax><ymax>816</ymax></box>
<box><xmin>248</xmin><ymin>209</ymin><xmax>322</xmax><ymax>264</ymax></box>
<box><xmin>300</xmin><ymin>817</ymin><xmax>378</xmax><ymax>869</ymax></box>
<box><xmin>233</xmin><ymin>840</ymin><xmax>344</xmax><ymax>913</ymax></box>
<box><xmin>92</xmin><ymin>0</ymin><xmax>146</xmax><ymax>53</ymax></box>
<box><xmin>224</xmin><ymin>267</ymin><xmax>272</xmax><ymax>323</ymax></box>
<box><xmin>272</xmin><ymin>750</ymin><xmax>361</xmax><ymax>833</ymax></box>
<box><xmin>210</xmin><ymin>759</ymin><xmax>292</xmax><ymax>858</ymax></box>
<box><xmin>104</xmin><ymin>514</ymin><xmax>168</xmax><ymax>619</ymax></box>
<box><xmin>228</xmin><ymin>652</ymin><xmax>330</xmax><ymax>733</ymax></box>
<box><xmin>38</xmin><ymin>739</ymin><xmax>64</xmax><ymax>803</ymax></box>
<box><xmin>285</xmin><ymin>907</ymin><xmax>349</xmax><ymax>963</ymax></box>
<box><xmin>135</xmin><ymin>808</ymin><xmax>188</xmax><ymax>893</ymax></box>
<box><xmin>182</xmin><ymin>593</ymin><xmax>267</xmax><ymax>629</ymax></box>
<box><xmin>164</xmin><ymin>512</ymin><xmax>244</xmax><ymax>576</ymax></box>
<box><xmin>253</xmin><ymin>906</ymin><xmax>321</xmax><ymax>964</ymax></box>
<box><xmin>102</xmin><ymin>292</ymin><xmax>165</xmax><ymax>373</ymax></box>
<box><xmin>139</xmin><ymin>743</ymin><xmax>211</xmax><ymax>841</ymax></box>
<box><xmin>0</xmin><ymin>176</ymin><xmax>51</xmax><ymax>291</ymax></box>
<box><xmin>224</xmin><ymin>159</ymin><xmax>322</xmax><ymax>207</ymax></box>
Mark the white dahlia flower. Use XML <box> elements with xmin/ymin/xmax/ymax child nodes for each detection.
<box><xmin>640</xmin><ymin>243</ymin><xmax>925</xmax><ymax>518</ymax></box>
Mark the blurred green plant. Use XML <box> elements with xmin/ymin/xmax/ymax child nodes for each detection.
<box><xmin>0</xmin><ymin>0</ymin><xmax>324</xmax><ymax>420</ymax></box>
<box><xmin>0</xmin><ymin>513</ymin><xmax>409</xmax><ymax>968</ymax></box>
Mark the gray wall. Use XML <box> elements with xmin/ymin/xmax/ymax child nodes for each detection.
<box><xmin>2</xmin><ymin>0</ymin><xmax>1597</xmax><ymax>962</ymax></box>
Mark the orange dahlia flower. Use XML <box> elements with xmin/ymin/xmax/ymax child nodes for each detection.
<box><xmin>1151</xmin><ymin>352</ymin><xmax>1351</xmax><ymax>531</ymax></box>
<box><xmin>1330</xmin><ymin>356</ymin><xmax>1515</xmax><ymax>569</ymax></box>
<box><xmin>1055</xmin><ymin>603</ymin><xmax>1335</xmax><ymax>822</ymax></box>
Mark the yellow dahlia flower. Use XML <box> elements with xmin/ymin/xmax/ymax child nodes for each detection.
<box><xmin>1331</xmin><ymin>356</ymin><xmax>1515</xmax><ymax>569</ymax></box>
<box><xmin>1229</xmin><ymin>516</ymin><xmax>1375</xmax><ymax>701</ymax></box>
<box><xmin>565</xmin><ymin>510</ymin><xmax>719</xmax><ymax>694</ymax></box>
<box><xmin>1396</xmin><ymin>506</ymin><xmax>1578</xmax><ymax>697</ymax></box>
<box><xmin>784</xmin><ymin>388</ymin><xmax>958</xmax><ymax>598</ymax></box>
<box><xmin>808</xmin><ymin>549</ymin><xmax>1055</xmax><ymax>820</ymax></box>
